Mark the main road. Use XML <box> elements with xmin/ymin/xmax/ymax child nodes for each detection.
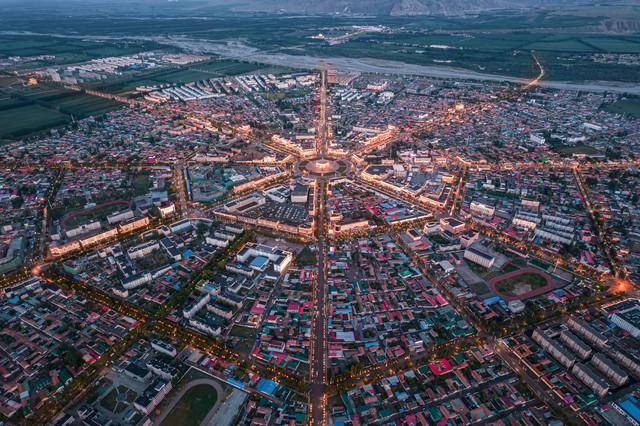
<box><xmin>309</xmin><ymin>68</ymin><xmax>330</xmax><ymax>426</ymax></box>
<box><xmin>316</xmin><ymin>68</ymin><xmax>330</xmax><ymax>156</ymax></box>
<box><xmin>309</xmin><ymin>180</ymin><xmax>328</xmax><ymax>425</ymax></box>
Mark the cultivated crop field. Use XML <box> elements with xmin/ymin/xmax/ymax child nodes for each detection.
<box><xmin>0</xmin><ymin>104</ymin><xmax>69</xmax><ymax>139</ymax></box>
<box><xmin>48</xmin><ymin>93</ymin><xmax>121</xmax><ymax>117</ymax></box>
<box><xmin>0</xmin><ymin>84</ymin><xmax>122</xmax><ymax>139</ymax></box>
<box><xmin>604</xmin><ymin>97</ymin><xmax>640</xmax><ymax>119</ymax></box>
<box><xmin>0</xmin><ymin>34</ymin><xmax>160</xmax><ymax>68</ymax></box>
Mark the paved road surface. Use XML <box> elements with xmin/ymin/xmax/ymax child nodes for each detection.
<box><xmin>309</xmin><ymin>213</ymin><xmax>328</xmax><ymax>423</ymax></box>
<box><xmin>309</xmin><ymin>71</ymin><xmax>330</xmax><ymax>426</ymax></box>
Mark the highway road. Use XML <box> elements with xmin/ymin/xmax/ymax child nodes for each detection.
<box><xmin>316</xmin><ymin>69</ymin><xmax>329</xmax><ymax>157</ymax></box>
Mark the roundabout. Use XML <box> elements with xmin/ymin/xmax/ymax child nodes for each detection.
<box><xmin>301</xmin><ymin>157</ymin><xmax>345</xmax><ymax>177</ymax></box>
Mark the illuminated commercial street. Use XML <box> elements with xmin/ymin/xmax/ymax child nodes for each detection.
<box><xmin>309</xmin><ymin>69</ymin><xmax>330</xmax><ymax>426</ymax></box>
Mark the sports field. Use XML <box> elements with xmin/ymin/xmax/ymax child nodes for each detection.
<box><xmin>489</xmin><ymin>268</ymin><xmax>555</xmax><ymax>301</ymax></box>
<box><xmin>62</xmin><ymin>200</ymin><xmax>131</xmax><ymax>229</ymax></box>
<box><xmin>161</xmin><ymin>384</ymin><xmax>219</xmax><ymax>426</ymax></box>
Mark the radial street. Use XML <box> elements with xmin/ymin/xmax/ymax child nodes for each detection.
<box><xmin>309</xmin><ymin>68</ymin><xmax>330</xmax><ymax>426</ymax></box>
<box><xmin>11</xmin><ymin>51</ymin><xmax>639</xmax><ymax>425</ymax></box>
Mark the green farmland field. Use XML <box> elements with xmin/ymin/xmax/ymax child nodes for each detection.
<box><xmin>0</xmin><ymin>104</ymin><xmax>69</xmax><ymax>139</ymax></box>
<box><xmin>47</xmin><ymin>93</ymin><xmax>121</xmax><ymax>118</ymax></box>
<box><xmin>604</xmin><ymin>98</ymin><xmax>640</xmax><ymax>119</ymax></box>
<box><xmin>0</xmin><ymin>84</ymin><xmax>123</xmax><ymax>139</ymax></box>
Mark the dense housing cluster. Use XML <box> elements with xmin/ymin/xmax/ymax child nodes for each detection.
<box><xmin>0</xmin><ymin>25</ymin><xmax>639</xmax><ymax>425</ymax></box>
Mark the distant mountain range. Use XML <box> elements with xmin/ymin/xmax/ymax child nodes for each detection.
<box><xmin>228</xmin><ymin>0</ymin><xmax>600</xmax><ymax>16</ymax></box>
